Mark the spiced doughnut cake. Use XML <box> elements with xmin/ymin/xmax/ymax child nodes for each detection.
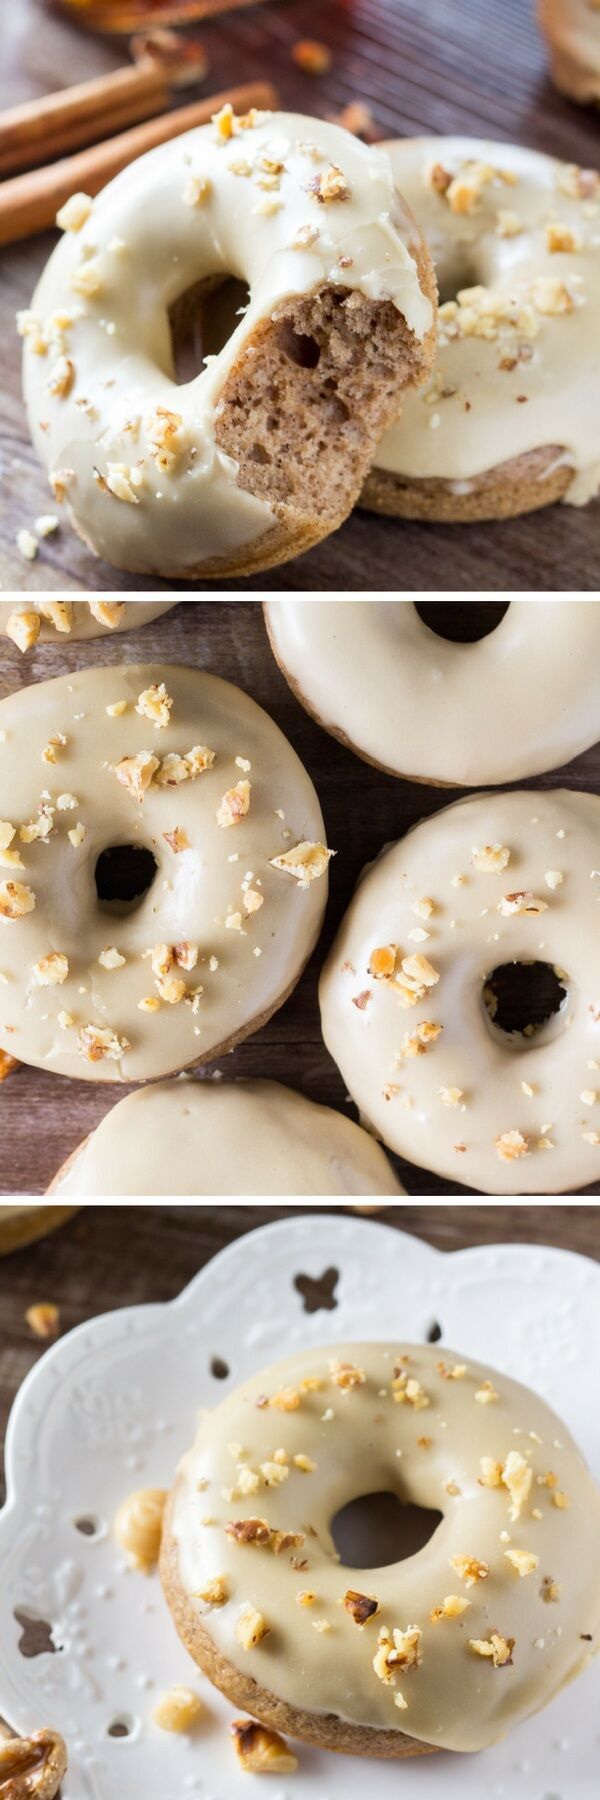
<box><xmin>539</xmin><ymin>0</ymin><xmax>600</xmax><ymax>102</ymax></box>
<box><xmin>360</xmin><ymin>138</ymin><xmax>600</xmax><ymax>521</ymax></box>
<box><xmin>21</xmin><ymin>109</ymin><xmax>435</xmax><ymax>579</ymax></box>
<box><xmin>0</xmin><ymin>663</ymin><xmax>332</xmax><ymax>1082</ymax></box>
<box><xmin>319</xmin><ymin>789</ymin><xmax>600</xmax><ymax>1196</ymax></box>
<box><xmin>161</xmin><ymin>1341</ymin><xmax>600</xmax><ymax>1757</ymax></box>
<box><xmin>0</xmin><ymin>600</ymin><xmax>175</xmax><ymax>652</ymax></box>
<box><xmin>264</xmin><ymin>600</ymin><xmax>600</xmax><ymax>788</ymax></box>
<box><xmin>48</xmin><ymin>1078</ymin><xmax>402</xmax><ymax>1196</ymax></box>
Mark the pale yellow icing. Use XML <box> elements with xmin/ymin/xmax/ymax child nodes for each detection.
<box><xmin>319</xmin><ymin>789</ymin><xmax>600</xmax><ymax>1195</ymax></box>
<box><xmin>53</xmin><ymin>1078</ymin><xmax>402</xmax><ymax>1196</ymax></box>
<box><xmin>0</xmin><ymin>663</ymin><xmax>330</xmax><ymax>1082</ymax></box>
<box><xmin>21</xmin><ymin>111</ymin><xmax>432</xmax><ymax>577</ymax></box>
<box><xmin>373</xmin><ymin>138</ymin><xmax>600</xmax><ymax>505</ymax></box>
<box><xmin>0</xmin><ymin>600</ymin><xmax>175</xmax><ymax>643</ymax></box>
<box><xmin>264</xmin><ymin>599</ymin><xmax>600</xmax><ymax>787</ymax></box>
<box><xmin>168</xmin><ymin>1341</ymin><xmax>600</xmax><ymax>1753</ymax></box>
<box><xmin>539</xmin><ymin>0</ymin><xmax>600</xmax><ymax>98</ymax></box>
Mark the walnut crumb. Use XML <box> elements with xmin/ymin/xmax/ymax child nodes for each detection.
<box><xmin>343</xmin><ymin>1589</ymin><xmax>380</xmax><ymax>1626</ymax></box>
<box><xmin>469</xmin><ymin>1633</ymin><xmax>514</xmax><ymax>1667</ymax></box>
<box><xmin>25</xmin><ymin>1302</ymin><xmax>60</xmax><ymax>1340</ymax></box>
<box><xmin>231</xmin><ymin>1719</ymin><xmax>297</xmax><ymax>1774</ymax></box>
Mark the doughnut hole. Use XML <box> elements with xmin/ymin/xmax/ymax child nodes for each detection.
<box><xmin>482</xmin><ymin>959</ymin><xmax>569</xmax><ymax>1045</ymax></box>
<box><xmin>95</xmin><ymin>844</ymin><xmax>158</xmax><ymax>916</ymax></box>
<box><xmin>415</xmin><ymin>600</ymin><xmax>510</xmax><ymax>643</ymax></box>
<box><xmin>169</xmin><ymin>275</ymin><xmax>250</xmax><ymax>384</ymax></box>
<box><xmin>332</xmin><ymin>1490</ymin><xmax>443</xmax><ymax>1570</ymax></box>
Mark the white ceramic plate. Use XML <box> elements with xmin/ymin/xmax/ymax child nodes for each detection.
<box><xmin>0</xmin><ymin>1214</ymin><xmax>599</xmax><ymax>1799</ymax></box>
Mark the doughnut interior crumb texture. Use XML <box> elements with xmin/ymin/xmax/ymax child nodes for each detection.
<box><xmin>361</xmin><ymin>443</ymin><xmax>573</xmax><ymax>523</ymax></box>
<box><xmin>159</xmin><ymin>1492</ymin><xmax>436</xmax><ymax>1761</ymax></box>
<box><xmin>193</xmin><ymin>268</ymin><xmax>435</xmax><ymax>580</ymax></box>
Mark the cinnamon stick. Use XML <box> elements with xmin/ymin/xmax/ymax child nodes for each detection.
<box><xmin>0</xmin><ymin>81</ymin><xmax>278</xmax><ymax>248</ymax></box>
<box><xmin>0</xmin><ymin>64</ymin><xmax>169</xmax><ymax>177</ymax></box>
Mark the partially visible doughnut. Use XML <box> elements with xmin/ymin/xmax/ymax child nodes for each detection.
<box><xmin>0</xmin><ymin>599</ymin><xmax>175</xmax><ymax>652</ymax></box>
<box><xmin>319</xmin><ymin>788</ymin><xmax>600</xmax><ymax>1195</ymax></box>
<box><xmin>361</xmin><ymin>138</ymin><xmax>600</xmax><ymax>520</ymax></box>
<box><xmin>48</xmin><ymin>1078</ymin><xmax>403</xmax><ymax>1196</ymax></box>
<box><xmin>21</xmin><ymin>109</ymin><xmax>435</xmax><ymax>579</ymax></box>
<box><xmin>0</xmin><ymin>662</ymin><xmax>331</xmax><ymax>1082</ymax></box>
<box><xmin>264</xmin><ymin>600</ymin><xmax>600</xmax><ymax>787</ymax></box>
<box><xmin>161</xmin><ymin>1341</ymin><xmax>600</xmax><ymax>1756</ymax></box>
<box><xmin>539</xmin><ymin>0</ymin><xmax>600</xmax><ymax>102</ymax></box>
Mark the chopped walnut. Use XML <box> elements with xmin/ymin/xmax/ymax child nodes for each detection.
<box><xmin>0</xmin><ymin>880</ymin><xmax>36</xmax><ymax>919</ymax></box>
<box><xmin>330</xmin><ymin>1359</ymin><xmax>366</xmax><ymax>1391</ymax></box>
<box><xmin>0</xmin><ymin>1728</ymin><xmax>67</xmax><ymax>1799</ymax></box>
<box><xmin>156</xmin><ymin>745</ymin><xmax>215</xmax><ymax>786</ymax></box>
<box><xmin>344</xmin><ymin>1590</ymin><xmax>380</xmax><ymax>1626</ymax></box>
<box><xmin>6</xmin><ymin>609</ymin><xmax>42</xmax><ymax>653</ymax></box>
<box><xmin>47</xmin><ymin>354</ymin><xmax>74</xmax><ymax>399</ymax></box>
<box><xmin>89</xmin><ymin>601</ymin><xmax>125</xmax><ymax>628</ymax></box>
<box><xmin>496</xmin><ymin>1129</ymin><xmax>529</xmax><ymax>1163</ymax></box>
<box><xmin>114</xmin><ymin>1488</ymin><xmax>166</xmax><ymax>1570</ymax></box>
<box><xmin>163</xmin><ymin>828</ymin><xmax>190</xmax><ymax>854</ymax></box>
<box><xmin>225</xmin><ymin>1517</ymin><xmax>273</xmax><ymax>1546</ymax></box>
<box><xmin>373</xmin><ymin>1624</ymin><xmax>422</xmax><ymax>1685</ymax></box>
<box><xmin>541</xmin><ymin>1577</ymin><xmax>561</xmax><ymax>1603</ymax></box>
<box><xmin>25</xmin><ymin>1302</ymin><xmax>60</xmax><ymax>1340</ymax></box>
<box><xmin>236</xmin><ymin>1605</ymin><xmax>269</xmax><ymax>1650</ymax></box>
<box><xmin>39</xmin><ymin>601</ymin><xmax>73</xmax><ymax>634</ymax></box>
<box><xmin>430</xmin><ymin>1594</ymin><xmax>471</xmax><ymax>1622</ymax></box>
<box><xmin>153</xmin><ymin>1687</ymin><xmax>204</xmax><ymax>1732</ymax></box>
<box><xmin>501</xmin><ymin>1450</ymin><xmax>533</xmax><ymax>1520</ymax></box>
<box><xmin>369</xmin><ymin>945</ymin><xmax>397</xmax><ymax>979</ymax></box>
<box><xmin>32</xmin><ymin>952</ymin><xmax>69</xmax><ymax>986</ymax></box>
<box><xmin>0</xmin><ymin>1050</ymin><xmax>19</xmax><ymax>1080</ymax></box>
<box><xmin>479</xmin><ymin>1456</ymin><xmax>503</xmax><ymax>1487</ymax></box>
<box><xmin>292</xmin><ymin>37</ymin><xmax>332</xmax><ymax>73</ymax></box>
<box><xmin>391</xmin><ymin>1370</ymin><xmax>430</xmax><ymax>1410</ymax></box>
<box><xmin>469</xmin><ymin>1633</ymin><xmax>514</xmax><ymax>1667</ymax></box>
<box><xmin>269</xmin><ymin>840</ymin><xmax>333</xmax><ymax>886</ymax></box>
<box><xmin>56</xmin><ymin>190</ymin><xmax>93</xmax><ymax>231</ymax></box>
<box><xmin>115</xmin><ymin>751</ymin><xmax>159</xmax><ymax>802</ymax></box>
<box><xmin>147</xmin><ymin>406</ymin><xmax>184</xmax><ymax>471</ymax></box>
<box><xmin>231</xmin><ymin>1719</ymin><xmax>297</xmax><ymax>1774</ymax></box>
<box><xmin>196</xmin><ymin>1575</ymin><xmax>228</xmax><ymax>1609</ymax></box>
<box><xmin>505</xmin><ymin>1548</ymin><xmax>539</xmax><ymax>1577</ymax></box>
<box><xmin>217</xmin><ymin>780</ymin><xmax>251</xmax><ymax>828</ymax></box>
<box><xmin>472</xmin><ymin>843</ymin><xmax>511</xmax><ymax>872</ymax></box>
<box><xmin>450</xmin><ymin>1555</ymin><xmax>489</xmax><ymax>1587</ymax></box>
<box><xmin>437</xmin><ymin>1361</ymin><xmax>467</xmax><ymax>1380</ymax></box>
<box><xmin>546</xmin><ymin>221</ymin><xmax>581</xmax><ymax>254</ymax></box>
<box><xmin>136</xmin><ymin>683</ymin><xmax>173</xmax><ymax>730</ymax></box>
<box><xmin>293</xmin><ymin>1453</ymin><xmax>317</xmax><ymax>1472</ymax></box>
<box><xmin>531</xmin><ymin>275</ymin><xmax>575</xmax><ymax>315</ymax></box>
<box><xmin>474</xmin><ymin>1379</ymin><xmax>499</xmax><ymax>1404</ymax></box>
<box><xmin>78</xmin><ymin>1024</ymin><xmax>129</xmax><ymax>1063</ymax></box>
<box><xmin>308</xmin><ymin>164</ymin><xmax>351</xmax><ymax>203</ymax></box>
<box><xmin>398</xmin><ymin>1020</ymin><xmax>442</xmax><ymax>1058</ymax></box>
<box><xmin>183</xmin><ymin>173</ymin><xmax>211</xmax><ymax>207</ymax></box>
<box><xmin>497</xmin><ymin>891</ymin><xmax>548</xmax><ymax>916</ymax></box>
<box><xmin>269</xmin><ymin>1386</ymin><xmax>301</xmax><ymax>1412</ymax></box>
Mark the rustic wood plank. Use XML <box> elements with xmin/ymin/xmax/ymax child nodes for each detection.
<box><xmin>0</xmin><ymin>0</ymin><xmax>598</xmax><ymax>591</ymax></box>
<box><xmin>0</xmin><ymin>597</ymin><xmax>598</xmax><ymax>1196</ymax></box>
<box><xmin>1</xmin><ymin>1200</ymin><xmax>598</xmax><ymax>1507</ymax></box>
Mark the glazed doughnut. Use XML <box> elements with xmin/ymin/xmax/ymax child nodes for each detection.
<box><xmin>48</xmin><ymin>1078</ymin><xmax>402</xmax><ymax>1196</ymax></box>
<box><xmin>0</xmin><ymin>599</ymin><xmax>175</xmax><ymax>653</ymax></box>
<box><xmin>0</xmin><ymin>663</ymin><xmax>331</xmax><ymax>1082</ymax></box>
<box><xmin>160</xmin><ymin>1340</ymin><xmax>600</xmax><ymax>1757</ymax></box>
<box><xmin>539</xmin><ymin>0</ymin><xmax>600</xmax><ymax>102</ymax></box>
<box><xmin>319</xmin><ymin>789</ymin><xmax>600</xmax><ymax>1195</ymax></box>
<box><xmin>361</xmin><ymin>138</ymin><xmax>600</xmax><ymax>521</ymax></box>
<box><xmin>264</xmin><ymin>600</ymin><xmax>600</xmax><ymax>788</ymax></box>
<box><xmin>21</xmin><ymin>109</ymin><xmax>435</xmax><ymax>579</ymax></box>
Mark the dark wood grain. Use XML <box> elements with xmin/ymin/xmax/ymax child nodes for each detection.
<box><xmin>1</xmin><ymin>0</ymin><xmax>599</xmax><ymax>592</ymax></box>
<box><xmin>1</xmin><ymin>1200</ymin><xmax>599</xmax><ymax>1507</ymax></box>
<box><xmin>0</xmin><ymin>597</ymin><xmax>598</xmax><ymax>1196</ymax></box>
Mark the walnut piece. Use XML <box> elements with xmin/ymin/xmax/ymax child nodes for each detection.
<box><xmin>0</xmin><ymin>1728</ymin><xmax>67</xmax><ymax>1799</ymax></box>
<box><xmin>114</xmin><ymin>1488</ymin><xmax>167</xmax><ymax>1570</ymax></box>
<box><xmin>152</xmin><ymin>1687</ymin><xmax>204</xmax><ymax>1733</ymax></box>
<box><xmin>344</xmin><ymin>1589</ymin><xmax>380</xmax><ymax>1626</ymax></box>
<box><xmin>25</xmin><ymin>1303</ymin><xmax>60</xmax><ymax>1340</ymax></box>
<box><xmin>269</xmin><ymin>840</ymin><xmax>333</xmax><ymax>887</ymax></box>
<box><xmin>469</xmin><ymin>1632</ymin><xmax>514</xmax><ymax>1667</ymax></box>
<box><xmin>236</xmin><ymin>1604</ymin><xmax>269</xmax><ymax>1649</ymax></box>
<box><xmin>231</xmin><ymin>1719</ymin><xmax>297</xmax><ymax>1774</ymax></box>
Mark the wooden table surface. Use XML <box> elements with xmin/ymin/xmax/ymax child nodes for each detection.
<box><xmin>1</xmin><ymin>1200</ymin><xmax>599</xmax><ymax>1508</ymax></box>
<box><xmin>1</xmin><ymin>0</ymin><xmax>599</xmax><ymax>594</ymax></box>
<box><xmin>1</xmin><ymin>596</ymin><xmax>599</xmax><ymax>1197</ymax></box>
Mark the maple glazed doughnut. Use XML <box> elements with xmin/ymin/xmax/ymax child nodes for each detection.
<box><xmin>319</xmin><ymin>789</ymin><xmax>600</xmax><ymax>1195</ymax></box>
<box><xmin>264</xmin><ymin>600</ymin><xmax>600</xmax><ymax>788</ymax></box>
<box><xmin>20</xmin><ymin>108</ymin><xmax>435</xmax><ymax>579</ymax></box>
<box><xmin>160</xmin><ymin>1341</ymin><xmax>600</xmax><ymax>1757</ymax></box>
<box><xmin>0</xmin><ymin>599</ymin><xmax>175</xmax><ymax>653</ymax></box>
<box><xmin>361</xmin><ymin>137</ymin><xmax>600</xmax><ymax>521</ymax></box>
<box><xmin>539</xmin><ymin>0</ymin><xmax>600</xmax><ymax>103</ymax></box>
<box><xmin>48</xmin><ymin>1078</ymin><xmax>402</xmax><ymax>1196</ymax></box>
<box><xmin>0</xmin><ymin>663</ymin><xmax>332</xmax><ymax>1083</ymax></box>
